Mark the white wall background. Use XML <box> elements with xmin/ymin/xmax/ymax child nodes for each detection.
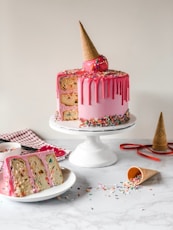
<box><xmin>1</xmin><ymin>0</ymin><xmax>173</xmax><ymax>140</ymax></box>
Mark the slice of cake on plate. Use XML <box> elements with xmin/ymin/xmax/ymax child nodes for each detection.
<box><xmin>3</xmin><ymin>150</ymin><xmax>63</xmax><ymax>197</ymax></box>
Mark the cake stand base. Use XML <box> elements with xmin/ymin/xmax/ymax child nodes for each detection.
<box><xmin>49</xmin><ymin>114</ymin><xmax>136</xmax><ymax>168</ymax></box>
<box><xmin>69</xmin><ymin>136</ymin><xmax>117</xmax><ymax>167</ymax></box>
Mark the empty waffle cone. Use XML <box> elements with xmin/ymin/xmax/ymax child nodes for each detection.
<box><xmin>127</xmin><ymin>166</ymin><xmax>159</xmax><ymax>185</ymax></box>
<box><xmin>79</xmin><ymin>21</ymin><xmax>99</xmax><ymax>61</ymax></box>
<box><xmin>152</xmin><ymin>112</ymin><xmax>168</xmax><ymax>151</ymax></box>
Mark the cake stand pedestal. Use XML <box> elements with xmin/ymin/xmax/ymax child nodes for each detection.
<box><xmin>49</xmin><ymin>115</ymin><xmax>136</xmax><ymax>168</ymax></box>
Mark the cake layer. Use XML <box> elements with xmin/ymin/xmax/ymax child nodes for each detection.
<box><xmin>60</xmin><ymin>76</ymin><xmax>77</xmax><ymax>91</ymax></box>
<box><xmin>60</xmin><ymin>93</ymin><xmax>78</xmax><ymax>106</ymax></box>
<box><xmin>57</xmin><ymin>70</ymin><xmax>86</xmax><ymax>94</ymax></box>
<box><xmin>63</xmin><ymin>109</ymin><xmax>78</xmax><ymax>120</ymax></box>
<box><xmin>9</xmin><ymin>158</ymin><xmax>33</xmax><ymax>197</ymax></box>
<box><xmin>28</xmin><ymin>155</ymin><xmax>50</xmax><ymax>192</ymax></box>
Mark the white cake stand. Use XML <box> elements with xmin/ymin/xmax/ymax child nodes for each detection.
<box><xmin>49</xmin><ymin>114</ymin><xmax>136</xmax><ymax>168</ymax></box>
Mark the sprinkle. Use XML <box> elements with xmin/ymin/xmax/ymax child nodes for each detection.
<box><xmin>129</xmin><ymin>174</ymin><xmax>142</xmax><ymax>185</ymax></box>
<box><xmin>80</xmin><ymin>109</ymin><xmax>130</xmax><ymax>127</ymax></box>
<box><xmin>56</xmin><ymin>179</ymin><xmax>155</xmax><ymax>204</ymax></box>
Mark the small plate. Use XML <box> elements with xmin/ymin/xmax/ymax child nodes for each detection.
<box><xmin>0</xmin><ymin>167</ymin><xmax>76</xmax><ymax>202</ymax></box>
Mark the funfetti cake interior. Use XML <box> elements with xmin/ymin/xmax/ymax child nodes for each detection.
<box><xmin>3</xmin><ymin>150</ymin><xmax>63</xmax><ymax>197</ymax></box>
<box><xmin>56</xmin><ymin>22</ymin><xmax>130</xmax><ymax>127</ymax></box>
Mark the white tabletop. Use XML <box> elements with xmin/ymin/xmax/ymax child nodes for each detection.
<box><xmin>0</xmin><ymin>138</ymin><xmax>173</xmax><ymax>230</ymax></box>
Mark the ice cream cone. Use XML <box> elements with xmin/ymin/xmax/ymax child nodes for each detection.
<box><xmin>79</xmin><ymin>21</ymin><xmax>99</xmax><ymax>61</ymax></box>
<box><xmin>152</xmin><ymin>112</ymin><xmax>168</xmax><ymax>151</ymax></box>
<box><xmin>127</xmin><ymin>166</ymin><xmax>159</xmax><ymax>185</ymax></box>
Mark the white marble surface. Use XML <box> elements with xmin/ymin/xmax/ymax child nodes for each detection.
<box><xmin>0</xmin><ymin>138</ymin><xmax>173</xmax><ymax>230</ymax></box>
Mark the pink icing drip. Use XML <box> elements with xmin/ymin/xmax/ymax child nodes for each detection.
<box><xmin>112</xmin><ymin>78</ymin><xmax>114</xmax><ymax>99</ymax></box>
<box><xmin>94</xmin><ymin>78</ymin><xmax>100</xmax><ymax>103</ymax></box>
<box><xmin>80</xmin><ymin>77</ymin><xmax>84</xmax><ymax>104</ymax></box>
<box><xmin>113</xmin><ymin>78</ymin><xmax>117</xmax><ymax>99</ymax></box>
<box><xmin>101</xmin><ymin>78</ymin><xmax>105</xmax><ymax>99</ymax></box>
<box><xmin>88</xmin><ymin>79</ymin><xmax>92</xmax><ymax>105</ymax></box>
<box><xmin>80</xmin><ymin>75</ymin><xmax>129</xmax><ymax>106</ymax></box>
<box><xmin>107</xmin><ymin>78</ymin><xmax>111</xmax><ymax>98</ymax></box>
<box><xmin>117</xmin><ymin>78</ymin><xmax>121</xmax><ymax>95</ymax></box>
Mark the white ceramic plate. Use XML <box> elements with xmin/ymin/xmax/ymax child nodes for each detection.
<box><xmin>0</xmin><ymin>168</ymin><xmax>76</xmax><ymax>202</ymax></box>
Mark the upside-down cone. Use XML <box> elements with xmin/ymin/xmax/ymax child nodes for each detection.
<box><xmin>152</xmin><ymin>112</ymin><xmax>168</xmax><ymax>151</ymax></box>
<box><xmin>79</xmin><ymin>21</ymin><xmax>99</xmax><ymax>61</ymax></box>
<box><xmin>127</xmin><ymin>166</ymin><xmax>159</xmax><ymax>185</ymax></box>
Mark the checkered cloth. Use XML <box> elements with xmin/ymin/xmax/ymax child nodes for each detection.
<box><xmin>0</xmin><ymin>129</ymin><xmax>70</xmax><ymax>163</ymax></box>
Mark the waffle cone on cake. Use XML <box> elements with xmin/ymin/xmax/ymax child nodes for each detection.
<box><xmin>79</xmin><ymin>21</ymin><xmax>99</xmax><ymax>61</ymax></box>
<box><xmin>152</xmin><ymin>112</ymin><xmax>168</xmax><ymax>151</ymax></box>
<box><xmin>127</xmin><ymin>166</ymin><xmax>159</xmax><ymax>185</ymax></box>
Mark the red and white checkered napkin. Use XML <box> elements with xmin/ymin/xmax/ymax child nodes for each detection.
<box><xmin>0</xmin><ymin>129</ymin><xmax>71</xmax><ymax>161</ymax></box>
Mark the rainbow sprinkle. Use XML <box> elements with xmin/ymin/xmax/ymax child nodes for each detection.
<box><xmin>57</xmin><ymin>179</ymin><xmax>141</xmax><ymax>202</ymax></box>
<box><xmin>80</xmin><ymin>110</ymin><xmax>130</xmax><ymax>127</ymax></box>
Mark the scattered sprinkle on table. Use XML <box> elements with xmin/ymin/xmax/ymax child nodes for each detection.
<box><xmin>57</xmin><ymin>179</ymin><xmax>146</xmax><ymax>202</ymax></box>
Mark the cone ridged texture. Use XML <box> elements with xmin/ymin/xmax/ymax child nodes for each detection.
<box><xmin>79</xmin><ymin>21</ymin><xmax>99</xmax><ymax>61</ymax></box>
<box><xmin>152</xmin><ymin>112</ymin><xmax>168</xmax><ymax>151</ymax></box>
<box><xmin>128</xmin><ymin>166</ymin><xmax>159</xmax><ymax>185</ymax></box>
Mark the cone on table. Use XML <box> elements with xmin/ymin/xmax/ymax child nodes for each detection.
<box><xmin>79</xmin><ymin>21</ymin><xmax>99</xmax><ymax>61</ymax></box>
<box><xmin>152</xmin><ymin>112</ymin><xmax>168</xmax><ymax>151</ymax></box>
<box><xmin>127</xmin><ymin>166</ymin><xmax>159</xmax><ymax>185</ymax></box>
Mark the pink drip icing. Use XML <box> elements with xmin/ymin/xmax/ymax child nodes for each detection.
<box><xmin>101</xmin><ymin>78</ymin><xmax>105</xmax><ymax>99</ymax></box>
<box><xmin>107</xmin><ymin>78</ymin><xmax>111</xmax><ymax>98</ymax></box>
<box><xmin>94</xmin><ymin>78</ymin><xmax>100</xmax><ymax>103</ymax></box>
<box><xmin>113</xmin><ymin>78</ymin><xmax>117</xmax><ymax>99</ymax></box>
<box><xmin>112</xmin><ymin>78</ymin><xmax>114</xmax><ymax>99</ymax></box>
<box><xmin>88</xmin><ymin>79</ymin><xmax>92</xmax><ymax>105</ymax></box>
<box><xmin>117</xmin><ymin>78</ymin><xmax>121</xmax><ymax>95</ymax></box>
<box><xmin>80</xmin><ymin>75</ymin><xmax>129</xmax><ymax>106</ymax></box>
<box><xmin>80</xmin><ymin>77</ymin><xmax>84</xmax><ymax>104</ymax></box>
<box><xmin>121</xmin><ymin>79</ymin><xmax>124</xmax><ymax>105</ymax></box>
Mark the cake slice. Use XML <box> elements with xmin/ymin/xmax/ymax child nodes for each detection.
<box><xmin>3</xmin><ymin>150</ymin><xmax>63</xmax><ymax>197</ymax></box>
